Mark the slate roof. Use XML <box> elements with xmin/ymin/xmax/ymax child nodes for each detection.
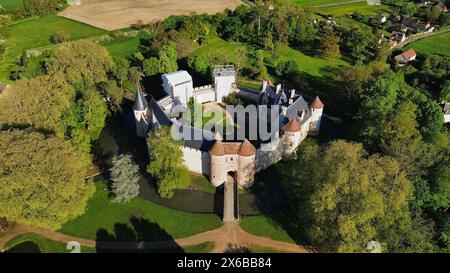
<box><xmin>133</xmin><ymin>89</ymin><xmax>148</xmax><ymax>111</ymax></box>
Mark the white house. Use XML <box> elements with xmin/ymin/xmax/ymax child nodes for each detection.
<box><xmin>441</xmin><ymin>102</ymin><xmax>450</xmax><ymax>123</ymax></box>
<box><xmin>395</xmin><ymin>49</ymin><xmax>417</xmax><ymax>65</ymax></box>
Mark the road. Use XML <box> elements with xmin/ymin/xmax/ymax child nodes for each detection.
<box><xmin>0</xmin><ymin>223</ymin><xmax>313</xmax><ymax>253</ymax></box>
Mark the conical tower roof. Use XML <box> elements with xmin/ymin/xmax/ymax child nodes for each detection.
<box><xmin>310</xmin><ymin>96</ymin><xmax>324</xmax><ymax>109</ymax></box>
<box><xmin>134</xmin><ymin>89</ymin><xmax>148</xmax><ymax>111</ymax></box>
<box><xmin>210</xmin><ymin>139</ymin><xmax>225</xmax><ymax>156</ymax></box>
<box><xmin>282</xmin><ymin>118</ymin><xmax>301</xmax><ymax>133</ymax></box>
<box><xmin>239</xmin><ymin>139</ymin><xmax>256</xmax><ymax>157</ymax></box>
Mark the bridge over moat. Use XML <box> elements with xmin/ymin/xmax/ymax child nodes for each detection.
<box><xmin>223</xmin><ymin>174</ymin><xmax>240</xmax><ymax>223</ymax></box>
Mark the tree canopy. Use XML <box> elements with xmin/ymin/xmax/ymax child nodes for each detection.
<box><xmin>146</xmin><ymin>126</ymin><xmax>190</xmax><ymax>199</ymax></box>
<box><xmin>287</xmin><ymin>140</ymin><xmax>434</xmax><ymax>253</ymax></box>
<box><xmin>0</xmin><ymin>129</ymin><xmax>95</xmax><ymax>230</ymax></box>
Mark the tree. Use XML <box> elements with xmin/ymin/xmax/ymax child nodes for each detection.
<box><xmin>342</xmin><ymin>27</ymin><xmax>373</xmax><ymax>60</ymax></box>
<box><xmin>99</xmin><ymin>80</ymin><xmax>124</xmax><ymax>113</ymax></box>
<box><xmin>128</xmin><ymin>66</ymin><xmax>143</xmax><ymax>85</ymax></box>
<box><xmin>429</xmin><ymin>162</ymin><xmax>450</xmax><ymax>210</ymax></box>
<box><xmin>51</xmin><ymin>30</ymin><xmax>71</xmax><ymax>44</ymax></box>
<box><xmin>275</xmin><ymin>60</ymin><xmax>298</xmax><ymax>78</ymax></box>
<box><xmin>45</xmin><ymin>40</ymin><xmax>113</xmax><ymax>87</ymax></box>
<box><xmin>158</xmin><ymin>42</ymin><xmax>178</xmax><ymax>73</ymax></box>
<box><xmin>288</xmin><ymin>140</ymin><xmax>436</xmax><ymax>252</ymax></box>
<box><xmin>143</xmin><ymin>57</ymin><xmax>162</xmax><ymax>76</ymax></box>
<box><xmin>146</xmin><ymin>126</ymin><xmax>190</xmax><ymax>199</ymax></box>
<box><xmin>320</xmin><ymin>31</ymin><xmax>341</xmax><ymax>59</ymax></box>
<box><xmin>0</xmin><ymin>76</ymin><xmax>73</xmax><ymax>136</ymax></box>
<box><xmin>0</xmin><ymin>129</ymin><xmax>95</xmax><ymax>230</ymax></box>
<box><xmin>252</xmin><ymin>50</ymin><xmax>268</xmax><ymax>80</ymax></box>
<box><xmin>187</xmin><ymin>55</ymin><xmax>210</xmax><ymax>77</ymax></box>
<box><xmin>441</xmin><ymin>81</ymin><xmax>450</xmax><ymax>101</ymax></box>
<box><xmin>112</xmin><ymin>57</ymin><xmax>130</xmax><ymax>91</ymax></box>
<box><xmin>110</xmin><ymin>154</ymin><xmax>140</xmax><ymax>203</ymax></box>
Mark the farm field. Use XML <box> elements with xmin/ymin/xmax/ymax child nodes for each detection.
<box><xmin>59</xmin><ymin>0</ymin><xmax>242</xmax><ymax>31</ymax></box>
<box><xmin>0</xmin><ymin>14</ymin><xmax>105</xmax><ymax>82</ymax></box>
<box><xmin>405</xmin><ymin>31</ymin><xmax>450</xmax><ymax>57</ymax></box>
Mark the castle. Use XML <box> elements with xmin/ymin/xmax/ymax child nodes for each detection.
<box><xmin>133</xmin><ymin>65</ymin><xmax>324</xmax><ymax>189</ymax></box>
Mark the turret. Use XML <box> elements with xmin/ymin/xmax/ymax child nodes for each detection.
<box><xmin>308</xmin><ymin>96</ymin><xmax>324</xmax><ymax>136</ymax></box>
<box><xmin>237</xmin><ymin>139</ymin><xmax>256</xmax><ymax>188</ymax></box>
<box><xmin>133</xmin><ymin>89</ymin><xmax>150</xmax><ymax>137</ymax></box>
<box><xmin>210</xmin><ymin>139</ymin><xmax>227</xmax><ymax>187</ymax></box>
<box><xmin>281</xmin><ymin>118</ymin><xmax>302</xmax><ymax>160</ymax></box>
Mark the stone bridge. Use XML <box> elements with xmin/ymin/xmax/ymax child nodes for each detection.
<box><xmin>223</xmin><ymin>174</ymin><xmax>239</xmax><ymax>223</ymax></box>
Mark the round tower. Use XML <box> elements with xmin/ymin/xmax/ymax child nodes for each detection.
<box><xmin>237</xmin><ymin>139</ymin><xmax>256</xmax><ymax>188</ymax></box>
<box><xmin>133</xmin><ymin>89</ymin><xmax>150</xmax><ymax>138</ymax></box>
<box><xmin>210</xmin><ymin>139</ymin><xmax>227</xmax><ymax>187</ymax></box>
<box><xmin>309</xmin><ymin>96</ymin><xmax>324</xmax><ymax>136</ymax></box>
<box><xmin>281</xmin><ymin>118</ymin><xmax>302</xmax><ymax>160</ymax></box>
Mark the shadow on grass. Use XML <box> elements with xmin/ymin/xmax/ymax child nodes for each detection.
<box><xmin>95</xmin><ymin>215</ymin><xmax>184</xmax><ymax>253</ymax></box>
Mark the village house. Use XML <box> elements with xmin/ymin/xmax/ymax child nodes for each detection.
<box><xmin>395</xmin><ymin>49</ymin><xmax>417</xmax><ymax>65</ymax></box>
<box><xmin>397</xmin><ymin>18</ymin><xmax>434</xmax><ymax>33</ymax></box>
<box><xmin>416</xmin><ymin>0</ymin><xmax>433</xmax><ymax>6</ymax></box>
<box><xmin>435</xmin><ymin>2</ymin><xmax>448</xmax><ymax>12</ymax></box>
<box><xmin>378</xmin><ymin>13</ymin><xmax>390</xmax><ymax>23</ymax></box>
<box><xmin>441</xmin><ymin>102</ymin><xmax>450</xmax><ymax>123</ymax></box>
<box><xmin>389</xmin><ymin>31</ymin><xmax>406</xmax><ymax>48</ymax></box>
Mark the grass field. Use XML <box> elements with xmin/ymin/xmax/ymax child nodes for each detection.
<box><xmin>240</xmin><ymin>216</ymin><xmax>295</xmax><ymax>244</ymax></box>
<box><xmin>4</xmin><ymin>233</ymin><xmax>97</xmax><ymax>253</ymax></box>
<box><xmin>317</xmin><ymin>2</ymin><xmax>391</xmax><ymax>15</ymax></box>
<box><xmin>59</xmin><ymin>182</ymin><xmax>222</xmax><ymax>240</ymax></box>
<box><xmin>0</xmin><ymin>14</ymin><xmax>105</xmax><ymax>82</ymax></box>
<box><xmin>405</xmin><ymin>32</ymin><xmax>450</xmax><ymax>57</ymax></box>
<box><xmin>192</xmin><ymin>32</ymin><xmax>348</xmax><ymax>90</ymax></box>
<box><xmin>265</xmin><ymin>44</ymin><xmax>348</xmax><ymax>78</ymax></box>
<box><xmin>0</xmin><ymin>0</ymin><xmax>22</xmax><ymax>9</ymax></box>
<box><xmin>103</xmin><ymin>37</ymin><xmax>140</xmax><ymax>59</ymax></box>
<box><xmin>293</xmin><ymin>0</ymin><xmax>357</xmax><ymax>6</ymax></box>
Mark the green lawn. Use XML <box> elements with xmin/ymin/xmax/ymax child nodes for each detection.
<box><xmin>406</xmin><ymin>32</ymin><xmax>450</xmax><ymax>57</ymax></box>
<box><xmin>103</xmin><ymin>37</ymin><xmax>141</xmax><ymax>59</ymax></box>
<box><xmin>293</xmin><ymin>0</ymin><xmax>356</xmax><ymax>6</ymax></box>
<box><xmin>1</xmin><ymin>0</ymin><xmax>22</xmax><ymax>8</ymax></box>
<box><xmin>4</xmin><ymin>233</ymin><xmax>96</xmax><ymax>253</ymax></box>
<box><xmin>59</xmin><ymin>182</ymin><xmax>222</xmax><ymax>240</ymax></box>
<box><xmin>240</xmin><ymin>216</ymin><xmax>296</xmax><ymax>244</ymax></box>
<box><xmin>0</xmin><ymin>14</ymin><xmax>106</xmax><ymax>82</ymax></box>
<box><xmin>317</xmin><ymin>2</ymin><xmax>391</xmax><ymax>15</ymax></box>
<box><xmin>189</xmin><ymin>173</ymin><xmax>216</xmax><ymax>193</ymax></box>
<box><xmin>265</xmin><ymin>44</ymin><xmax>348</xmax><ymax>78</ymax></box>
<box><xmin>192</xmin><ymin>32</ymin><xmax>348</xmax><ymax>90</ymax></box>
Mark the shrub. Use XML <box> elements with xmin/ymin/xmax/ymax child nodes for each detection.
<box><xmin>51</xmin><ymin>30</ymin><xmax>71</xmax><ymax>44</ymax></box>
